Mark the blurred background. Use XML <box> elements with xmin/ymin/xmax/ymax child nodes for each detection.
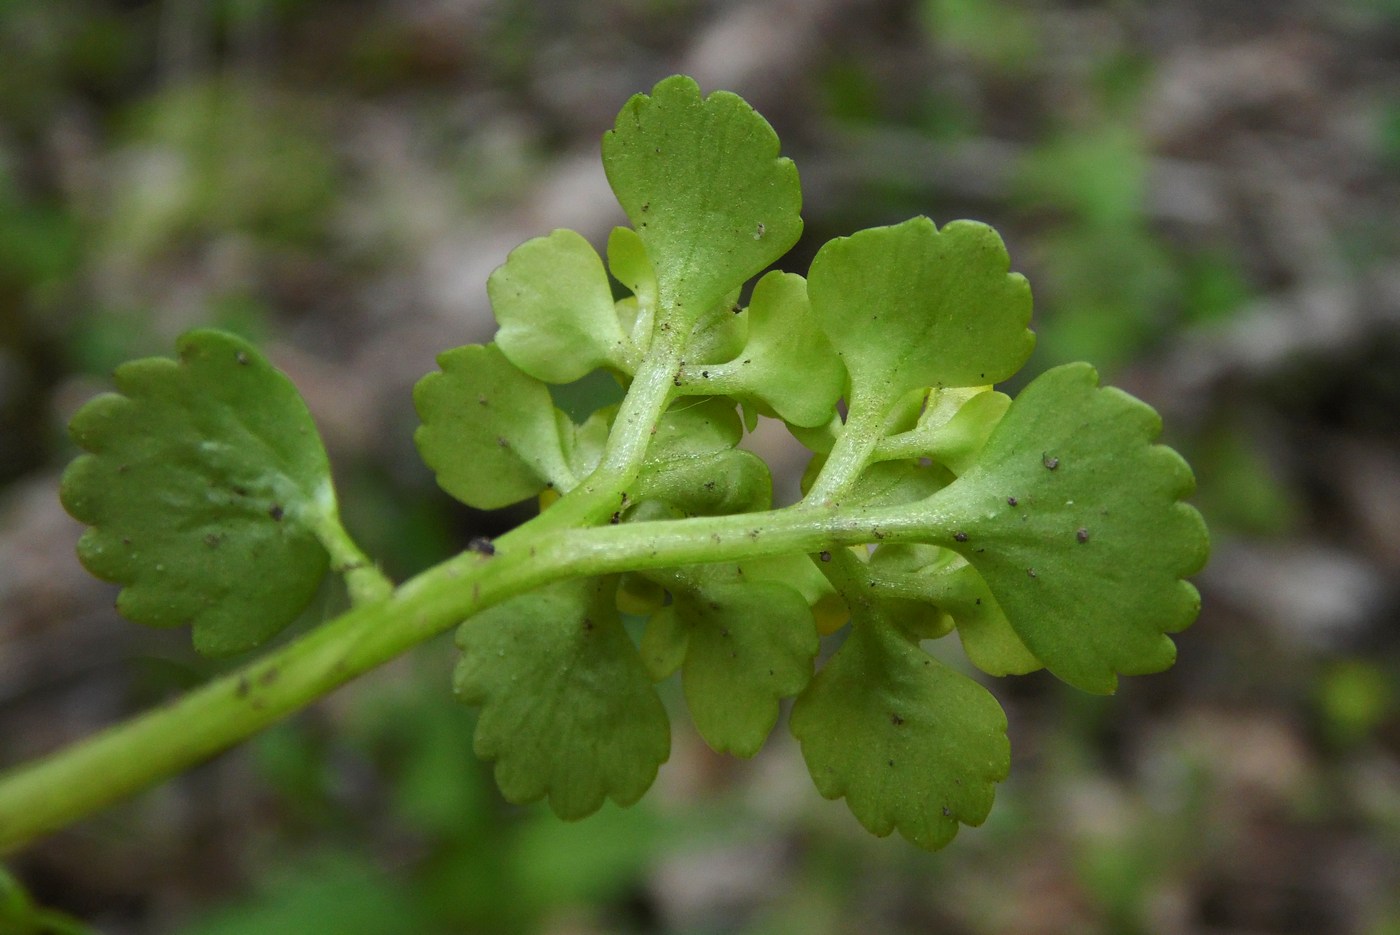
<box><xmin>2</xmin><ymin>0</ymin><xmax>1399</xmax><ymax>932</ymax></box>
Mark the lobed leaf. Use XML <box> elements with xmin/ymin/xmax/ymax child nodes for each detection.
<box><xmin>556</xmin><ymin>406</ymin><xmax>611</xmax><ymax>485</ymax></box>
<box><xmin>59</xmin><ymin>330</ymin><xmax>334</xmax><ymax>656</ymax></box>
<box><xmin>413</xmin><ymin>343</ymin><xmax>574</xmax><ymax>510</ymax></box>
<box><xmin>646</xmin><ymin>396</ymin><xmax>743</xmax><ymax>457</ymax></box>
<box><xmin>940</xmin><ymin>562</ymin><xmax>1043</xmax><ymax>677</ymax></box>
<box><xmin>683</xmin><ymin>288</ymin><xmax>747</xmax><ymax>365</ymax></box>
<box><xmin>741</xmin><ymin>553</ymin><xmax>848</xmax><ymax>635</ymax></box>
<box><xmin>634</xmin><ymin>448</ymin><xmax>772</xmax><ymax>517</ymax></box>
<box><xmin>638</xmin><ymin>597</ymin><xmax>689</xmax><ymax>682</ymax></box>
<box><xmin>862</xmin><ymin>544</ymin><xmax>957</xmax><ymax>641</ymax></box>
<box><xmin>876</xmin><ymin>388</ymin><xmax>1012</xmax><ymax>475</ymax></box>
<box><xmin>607</xmin><ymin>226</ymin><xmax>658</xmax><ymax>351</ymax></box>
<box><xmin>455</xmin><ymin>577</ymin><xmax>670</xmax><ymax>820</ymax></box>
<box><xmin>616</xmin><ymin>570</ymin><xmax>668</xmax><ymax>618</ymax></box>
<box><xmin>790</xmin><ymin>611</ymin><xmax>1010</xmax><ymax>850</ymax></box>
<box><xmin>678</xmin><ymin>271</ymin><xmax>846</xmax><ymax>428</ymax></box>
<box><xmin>867</xmin><ymin>545</ymin><xmax>1040</xmax><ymax>676</ymax></box>
<box><xmin>632</xmin><ymin>397</ymin><xmax>772</xmax><ymax>516</ymax></box>
<box><xmin>807</xmin><ymin>217</ymin><xmax>1034</xmax><ymax>409</ymax></box>
<box><xmin>647</xmin><ymin>577</ymin><xmax>818</xmax><ymax>756</ymax></box>
<box><xmin>924</xmin><ymin>363</ymin><xmax>1209</xmax><ymax>693</ymax></box>
<box><xmin>833</xmin><ymin>459</ymin><xmax>952</xmax><ymax>509</ymax></box>
<box><xmin>490</xmin><ymin>229</ymin><xmax>639</xmax><ymax>383</ymax></box>
<box><xmin>602</xmin><ymin>75</ymin><xmax>802</xmax><ymax>328</ymax></box>
<box><xmin>607</xmin><ymin>226</ymin><xmax>656</xmax><ymax>308</ymax></box>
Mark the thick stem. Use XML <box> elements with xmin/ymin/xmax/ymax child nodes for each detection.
<box><xmin>0</xmin><ymin>329</ymin><xmax>695</xmax><ymax>856</ymax></box>
<box><xmin>0</xmin><ymin>498</ymin><xmax>934</xmax><ymax>854</ymax></box>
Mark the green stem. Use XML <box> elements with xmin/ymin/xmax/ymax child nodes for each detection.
<box><xmin>804</xmin><ymin>389</ymin><xmax>891</xmax><ymax>506</ymax></box>
<box><xmin>816</xmin><ymin>541</ymin><xmax>872</xmax><ymax>596</ymax></box>
<box><xmin>524</xmin><ymin>328</ymin><xmax>684</xmax><ymax>536</ymax></box>
<box><xmin>0</xmin><ymin>496</ymin><xmax>949</xmax><ymax>854</ymax></box>
<box><xmin>601</xmin><ymin>325</ymin><xmax>683</xmax><ymax>473</ymax></box>
<box><xmin>310</xmin><ymin>496</ymin><xmax>394</xmax><ymax>605</ymax></box>
<box><xmin>0</xmin><ymin>322</ymin><xmax>755</xmax><ymax>856</ymax></box>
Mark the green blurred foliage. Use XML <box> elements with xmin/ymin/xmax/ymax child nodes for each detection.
<box><xmin>1315</xmin><ymin>660</ymin><xmax>1396</xmax><ymax>749</ymax></box>
<box><xmin>1179</xmin><ymin>249</ymin><xmax>1254</xmax><ymax>327</ymax></box>
<box><xmin>1014</xmin><ymin>120</ymin><xmax>1257</xmax><ymax>369</ymax></box>
<box><xmin>180</xmin><ymin>851</ymin><xmax>435</xmax><ymax>935</ymax></box>
<box><xmin>0</xmin><ymin>867</ymin><xmax>93</xmax><ymax>935</ymax></box>
<box><xmin>0</xmin><ymin>1</ymin><xmax>139</xmax><ymax>134</ymax></box>
<box><xmin>920</xmin><ymin>0</ymin><xmax>1039</xmax><ymax>73</ymax></box>
<box><xmin>1349</xmin><ymin>0</ymin><xmax>1400</xmax><ymax>20</ymax></box>
<box><xmin>104</xmin><ymin>82</ymin><xmax>338</xmax><ymax>256</ymax></box>
<box><xmin>819</xmin><ymin>60</ymin><xmax>885</xmax><ymax>126</ymax></box>
<box><xmin>191</xmin><ymin>658</ymin><xmax>670</xmax><ymax>934</ymax></box>
<box><xmin>1191</xmin><ymin>422</ymin><xmax>1301</xmax><ymax>537</ymax></box>
<box><xmin>1019</xmin><ymin>126</ymin><xmax>1149</xmax><ymax>231</ymax></box>
<box><xmin>1015</xmin><ymin>125</ymin><xmax>1176</xmax><ymax>368</ymax></box>
<box><xmin>0</xmin><ymin>168</ymin><xmax>81</xmax><ymax>298</ymax></box>
<box><xmin>1379</xmin><ymin>99</ymin><xmax>1400</xmax><ymax>171</ymax></box>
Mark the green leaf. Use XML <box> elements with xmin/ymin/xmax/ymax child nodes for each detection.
<box><xmin>647</xmin><ymin>396</ymin><xmax>743</xmax><ymax>457</ymax></box>
<box><xmin>740</xmin><ymin>553</ymin><xmax>847</xmax><ymax>635</ymax></box>
<box><xmin>616</xmin><ymin>570</ymin><xmax>667</xmax><ymax>617</ymax></box>
<box><xmin>606</xmin><ymin>226</ymin><xmax>656</xmax><ymax>306</ymax></box>
<box><xmin>790</xmin><ymin>611</ymin><xmax>1010</xmax><ymax>850</ymax></box>
<box><xmin>634</xmin><ymin>397</ymin><xmax>771</xmax><ymax>516</ymax></box>
<box><xmin>837</xmin><ymin>459</ymin><xmax>952</xmax><ymax>509</ymax></box>
<box><xmin>607</xmin><ymin>226</ymin><xmax>657</xmax><ymax>351</ymax></box>
<box><xmin>638</xmin><ymin>597</ymin><xmax>689</xmax><ymax>681</ymax></box>
<box><xmin>682</xmin><ymin>287</ymin><xmax>747</xmax><ymax>364</ymax></box>
<box><xmin>940</xmin><ymin>562</ymin><xmax>1042</xmax><ymax>677</ymax></box>
<box><xmin>807</xmin><ymin>217</ymin><xmax>1034</xmax><ymax>408</ymax></box>
<box><xmin>490</xmin><ymin>229</ymin><xmax>639</xmax><ymax>382</ymax></box>
<box><xmin>787</xmin><ymin>413</ymin><xmax>842</xmax><ymax>456</ymax></box>
<box><xmin>925</xmin><ymin>363</ymin><xmax>1208</xmax><ymax>693</ymax></box>
<box><xmin>60</xmin><ymin>330</ymin><xmax>334</xmax><ymax>656</ymax></box>
<box><xmin>653</xmin><ymin>576</ymin><xmax>818</xmax><ymax>756</ymax></box>
<box><xmin>455</xmin><ymin>577</ymin><xmax>670</xmax><ymax>819</ymax></box>
<box><xmin>413</xmin><ymin>343</ymin><xmax>574</xmax><ymax>510</ymax></box>
<box><xmin>884</xmin><ymin>386</ymin><xmax>935</xmax><ymax>436</ymax></box>
<box><xmin>863</xmin><ymin>544</ymin><xmax>956</xmax><ymax>641</ymax></box>
<box><xmin>635</xmin><ymin>448</ymin><xmax>772</xmax><ymax>517</ymax></box>
<box><xmin>877</xmin><ymin>387</ymin><xmax>1012</xmax><ymax>475</ymax></box>
<box><xmin>921</xmin><ymin>390</ymin><xmax>1012</xmax><ymax>475</ymax></box>
<box><xmin>602</xmin><ymin>75</ymin><xmax>802</xmax><ymax>327</ymax></box>
<box><xmin>556</xmin><ymin>406</ymin><xmax>611</xmax><ymax>484</ymax></box>
<box><xmin>679</xmin><ymin>271</ymin><xmax>846</xmax><ymax>428</ymax></box>
<box><xmin>868</xmin><ymin>545</ymin><xmax>1039</xmax><ymax>676</ymax></box>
